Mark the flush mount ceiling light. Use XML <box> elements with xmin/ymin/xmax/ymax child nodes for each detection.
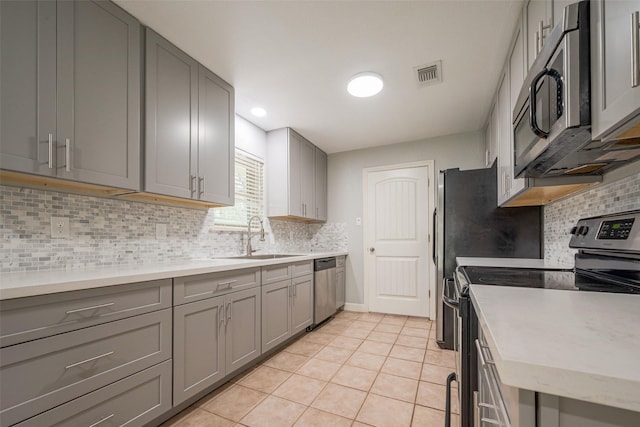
<box><xmin>251</xmin><ymin>107</ymin><xmax>267</xmax><ymax>117</ymax></box>
<box><xmin>347</xmin><ymin>72</ymin><xmax>384</xmax><ymax>98</ymax></box>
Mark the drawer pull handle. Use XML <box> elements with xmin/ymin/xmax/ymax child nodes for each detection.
<box><xmin>65</xmin><ymin>351</ymin><xmax>114</xmax><ymax>369</ymax></box>
<box><xmin>66</xmin><ymin>302</ymin><xmax>115</xmax><ymax>315</ymax></box>
<box><xmin>88</xmin><ymin>414</ymin><xmax>114</xmax><ymax>427</ymax></box>
<box><xmin>217</xmin><ymin>280</ymin><xmax>237</xmax><ymax>289</ymax></box>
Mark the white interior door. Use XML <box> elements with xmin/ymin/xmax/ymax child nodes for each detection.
<box><xmin>365</xmin><ymin>165</ymin><xmax>430</xmax><ymax>317</ymax></box>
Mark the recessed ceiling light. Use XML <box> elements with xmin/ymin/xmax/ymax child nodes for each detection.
<box><xmin>251</xmin><ymin>107</ymin><xmax>267</xmax><ymax>117</ymax></box>
<box><xmin>347</xmin><ymin>72</ymin><xmax>384</xmax><ymax>98</ymax></box>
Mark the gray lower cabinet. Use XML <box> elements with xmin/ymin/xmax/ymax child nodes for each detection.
<box><xmin>291</xmin><ymin>274</ymin><xmax>313</xmax><ymax>335</ymax></box>
<box><xmin>173</xmin><ymin>286</ymin><xmax>261</xmax><ymax>406</ymax></box>
<box><xmin>15</xmin><ymin>360</ymin><xmax>172</xmax><ymax>427</ymax></box>
<box><xmin>145</xmin><ymin>28</ymin><xmax>234</xmax><ymax>205</ymax></box>
<box><xmin>0</xmin><ymin>309</ymin><xmax>172</xmax><ymax>426</ymax></box>
<box><xmin>0</xmin><ymin>0</ymin><xmax>141</xmax><ymax>189</ymax></box>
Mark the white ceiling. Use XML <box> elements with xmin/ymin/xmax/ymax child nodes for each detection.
<box><xmin>115</xmin><ymin>0</ymin><xmax>523</xmax><ymax>154</ymax></box>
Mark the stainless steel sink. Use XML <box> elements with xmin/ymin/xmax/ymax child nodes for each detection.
<box><xmin>219</xmin><ymin>254</ymin><xmax>300</xmax><ymax>260</ymax></box>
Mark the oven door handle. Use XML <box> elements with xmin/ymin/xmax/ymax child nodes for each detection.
<box><xmin>442</xmin><ymin>278</ymin><xmax>460</xmax><ymax>310</ymax></box>
<box><xmin>529</xmin><ymin>67</ymin><xmax>563</xmax><ymax>139</ymax></box>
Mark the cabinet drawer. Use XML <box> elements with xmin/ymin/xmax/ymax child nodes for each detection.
<box><xmin>174</xmin><ymin>268</ymin><xmax>261</xmax><ymax>305</ymax></box>
<box><xmin>262</xmin><ymin>264</ymin><xmax>290</xmax><ymax>284</ymax></box>
<box><xmin>0</xmin><ymin>279</ymin><xmax>172</xmax><ymax>348</ymax></box>
<box><xmin>15</xmin><ymin>360</ymin><xmax>172</xmax><ymax>427</ymax></box>
<box><xmin>336</xmin><ymin>256</ymin><xmax>346</xmax><ymax>267</ymax></box>
<box><xmin>0</xmin><ymin>309</ymin><xmax>171</xmax><ymax>426</ymax></box>
<box><xmin>291</xmin><ymin>260</ymin><xmax>313</xmax><ymax>278</ymax></box>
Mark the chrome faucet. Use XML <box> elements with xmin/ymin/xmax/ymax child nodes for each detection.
<box><xmin>246</xmin><ymin>216</ymin><xmax>265</xmax><ymax>256</ymax></box>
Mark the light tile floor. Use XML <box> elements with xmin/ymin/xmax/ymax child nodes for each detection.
<box><xmin>162</xmin><ymin>311</ymin><xmax>460</xmax><ymax>427</ymax></box>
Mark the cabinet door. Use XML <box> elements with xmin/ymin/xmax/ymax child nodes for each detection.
<box><xmin>486</xmin><ymin>104</ymin><xmax>498</xmax><ymax>167</ymax></box>
<box><xmin>261</xmin><ymin>280</ymin><xmax>291</xmax><ymax>353</ymax></box>
<box><xmin>145</xmin><ymin>29</ymin><xmax>198</xmax><ymax>199</ymax></box>
<box><xmin>314</xmin><ymin>147</ymin><xmax>327</xmax><ymax>221</ymax></box>
<box><xmin>497</xmin><ymin>71</ymin><xmax>512</xmax><ymax>205</ymax></box>
<box><xmin>299</xmin><ymin>138</ymin><xmax>315</xmax><ymax>219</ymax></box>
<box><xmin>591</xmin><ymin>0</ymin><xmax>640</xmax><ymax>139</ymax></box>
<box><xmin>173</xmin><ymin>295</ymin><xmax>225</xmax><ymax>405</ymax></box>
<box><xmin>198</xmin><ymin>65</ymin><xmax>234</xmax><ymax>205</ymax></box>
<box><xmin>287</xmin><ymin>131</ymin><xmax>303</xmax><ymax>217</ymax></box>
<box><xmin>57</xmin><ymin>0</ymin><xmax>140</xmax><ymax>189</ymax></box>
<box><xmin>225</xmin><ymin>287</ymin><xmax>261</xmax><ymax>376</ymax></box>
<box><xmin>526</xmin><ymin>0</ymin><xmax>550</xmax><ymax>70</ymax></box>
<box><xmin>0</xmin><ymin>0</ymin><xmax>56</xmax><ymax>176</ymax></box>
<box><xmin>336</xmin><ymin>267</ymin><xmax>345</xmax><ymax>309</ymax></box>
<box><xmin>291</xmin><ymin>275</ymin><xmax>313</xmax><ymax>335</ymax></box>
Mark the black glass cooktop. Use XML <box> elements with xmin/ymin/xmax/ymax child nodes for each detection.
<box><xmin>460</xmin><ymin>266</ymin><xmax>640</xmax><ymax>294</ymax></box>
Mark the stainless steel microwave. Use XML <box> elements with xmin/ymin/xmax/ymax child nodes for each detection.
<box><xmin>513</xmin><ymin>1</ymin><xmax>593</xmax><ymax>178</ymax></box>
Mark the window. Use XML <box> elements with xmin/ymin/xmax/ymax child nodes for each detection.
<box><xmin>214</xmin><ymin>149</ymin><xmax>264</xmax><ymax>229</ymax></box>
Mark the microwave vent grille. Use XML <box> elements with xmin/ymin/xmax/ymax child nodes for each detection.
<box><xmin>414</xmin><ymin>61</ymin><xmax>442</xmax><ymax>87</ymax></box>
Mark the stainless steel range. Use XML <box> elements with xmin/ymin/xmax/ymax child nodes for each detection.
<box><xmin>444</xmin><ymin>210</ymin><xmax>640</xmax><ymax>427</ymax></box>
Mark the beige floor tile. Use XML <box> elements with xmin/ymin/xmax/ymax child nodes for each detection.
<box><xmin>395</xmin><ymin>335</ymin><xmax>428</xmax><ymax>349</ymax></box>
<box><xmin>370</xmin><ymin>372</ymin><xmax>419</xmax><ymax>403</ymax></box>
<box><xmin>300</xmin><ymin>331</ymin><xmax>337</xmax><ymax>345</ymax></box>
<box><xmin>335</xmin><ymin>311</ymin><xmax>362</xmax><ymax>321</ymax></box>
<box><xmin>352</xmin><ymin>423</ymin><xmax>373</xmax><ymax>427</ymax></box>
<box><xmin>427</xmin><ymin>339</ymin><xmax>443</xmax><ymax>351</ymax></box>
<box><xmin>400</xmin><ymin>326</ymin><xmax>429</xmax><ymax>337</ymax></box>
<box><xmin>286</xmin><ymin>340</ymin><xmax>325</xmax><ymax>357</ymax></box>
<box><xmin>311</xmin><ymin>383</ymin><xmax>367</xmax><ymax>419</ymax></box>
<box><xmin>358</xmin><ymin>312</ymin><xmax>385</xmax><ymax>323</ymax></box>
<box><xmin>340</xmin><ymin>327</ymin><xmax>371</xmax><ymax>339</ymax></box>
<box><xmin>240</xmin><ymin>395</ymin><xmax>306</xmax><ymax>427</ymax></box>
<box><xmin>351</xmin><ymin>320</ymin><xmax>377</xmax><ymax>331</ymax></box>
<box><xmin>199</xmin><ymin>385</ymin><xmax>266</xmax><ymax>422</ymax></box>
<box><xmin>381</xmin><ymin>357</ymin><xmax>422</xmax><ymax>380</ymax></box>
<box><xmin>329</xmin><ymin>335</ymin><xmax>363</xmax><ymax>351</ymax></box>
<box><xmin>294</xmin><ymin>407</ymin><xmax>353</xmax><ymax>427</ymax></box>
<box><xmin>318</xmin><ymin>323</ymin><xmax>348</xmax><ymax>335</ymax></box>
<box><xmin>380</xmin><ymin>314</ymin><xmax>408</xmax><ymax>325</ymax></box>
<box><xmin>367</xmin><ymin>331</ymin><xmax>398</xmax><ymax>344</ymax></box>
<box><xmin>389</xmin><ymin>345</ymin><xmax>426</xmax><ymax>363</ymax></box>
<box><xmin>272</xmin><ymin>373</ymin><xmax>327</xmax><ymax>406</ymax></box>
<box><xmin>238</xmin><ymin>365</ymin><xmax>291</xmax><ymax>393</ymax></box>
<box><xmin>346</xmin><ymin>351</ymin><xmax>387</xmax><ymax>372</ymax></box>
<box><xmin>374</xmin><ymin>323</ymin><xmax>403</xmax><ymax>334</ymax></box>
<box><xmin>296</xmin><ymin>357</ymin><xmax>342</xmax><ymax>381</ymax></box>
<box><xmin>412</xmin><ymin>405</ymin><xmax>445</xmax><ymax>426</ymax></box>
<box><xmin>356</xmin><ymin>393</ymin><xmax>414</xmax><ymax>427</ymax></box>
<box><xmin>359</xmin><ymin>340</ymin><xmax>393</xmax><ymax>356</ymax></box>
<box><xmin>424</xmin><ymin>350</ymin><xmax>456</xmax><ymax>368</ymax></box>
<box><xmin>314</xmin><ymin>345</ymin><xmax>353</xmax><ymax>364</ymax></box>
<box><xmin>330</xmin><ymin>364</ymin><xmax>378</xmax><ymax>391</ymax></box>
<box><xmin>164</xmin><ymin>407</ymin><xmax>235</xmax><ymax>427</ymax></box>
<box><xmin>421</xmin><ymin>363</ymin><xmax>454</xmax><ymax>385</ymax></box>
<box><xmin>330</xmin><ymin>318</ymin><xmax>354</xmax><ymax>328</ymax></box>
<box><xmin>263</xmin><ymin>351</ymin><xmax>310</xmax><ymax>372</ymax></box>
<box><xmin>405</xmin><ymin>317</ymin><xmax>431</xmax><ymax>327</ymax></box>
<box><xmin>416</xmin><ymin>381</ymin><xmax>459</xmax><ymax>413</ymax></box>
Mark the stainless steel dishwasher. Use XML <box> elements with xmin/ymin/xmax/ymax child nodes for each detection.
<box><xmin>312</xmin><ymin>257</ymin><xmax>337</xmax><ymax>327</ymax></box>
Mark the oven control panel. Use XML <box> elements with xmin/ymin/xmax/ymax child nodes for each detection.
<box><xmin>569</xmin><ymin>211</ymin><xmax>640</xmax><ymax>251</ymax></box>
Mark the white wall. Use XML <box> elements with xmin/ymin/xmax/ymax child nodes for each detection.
<box><xmin>327</xmin><ymin>130</ymin><xmax>486</xmax><ymax>307</ymax></box>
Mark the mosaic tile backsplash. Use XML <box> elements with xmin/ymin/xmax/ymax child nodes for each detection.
<box><xmin>544</xmin><ymin>172</ymin><xmax>640</xmax><ymax>266</ymax></box>
<box><xmin>0</xmin><ymin>185</ymin><xmax>347</xmax><ymax>273</ymax></box>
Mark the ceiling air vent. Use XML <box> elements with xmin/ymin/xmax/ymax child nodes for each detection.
<box><xmin>414</xmin><ymin>61</ymin><xmax>442</xmax><ymax>88</ymax></box>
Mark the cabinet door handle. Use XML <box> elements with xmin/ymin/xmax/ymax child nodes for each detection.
<box><xmin>48</xmin><ymin>133</ymin><xmax>54</xmax><ymax>169</ymax></box>
<box><xmin>537</xmin><ymin>20</ymin><xmax>551</xmax><ymax>54</ymax></box>
<box><xmin>65</xmin><ymin>302</ymin><xmax>114</xmax><ymax>315</ymax></box>
<box><xmin>227</xmin><ymin>301</ymin><xmax>232</xmax><ymax>324</ymax></box>
<box><xmin>190</xmin><ymin>175</ymin><xmax>196</xmax><ymax>198</ymax></box>
<box><xmin>87</xmin><ymin>414</ymin><xmax>114</xmax><ymax>427</ymax></box>
<box><xmin>219</xmin><ymin>304</ymin><xmax>225</xmax><ymax>328</ymax></box>
<box><xmin>632</xmin><ymin>11</ymin><xmax>640</xmax><ymax>88</ymax></box>
<box><xmin>65</xmin><ymin>351</ymin><xmax>114</xmax><ymax>369</ymax></box>
<box><xmin>198</xmin><ymin>177</ymin><xmax>204</xmax><ymax>198</ymax></box>
<box><xmin>65</xmin><ymin>138</ymin><xmax>71</xmax><ymax>172</ymax></box>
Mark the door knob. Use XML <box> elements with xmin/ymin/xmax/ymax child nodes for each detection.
<box><xmin>369</xmin><ymin>247</ymin><xmax>375</xmax><ymax>254</ymax></box>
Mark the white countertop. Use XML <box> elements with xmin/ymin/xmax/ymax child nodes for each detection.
<box><xmin>457</xmin><ymin>257</ymin><xmax>573</xmax><ymax>270</ymax></box>
<box><xmin>470</xmin><ymin>285</ymin><xmax>640</xmax><ymax>412</ymax></box>
<box><xmin>0</xmin><ymin>252</ymin><xmax>348</xmax><ymax>300</ymax></box>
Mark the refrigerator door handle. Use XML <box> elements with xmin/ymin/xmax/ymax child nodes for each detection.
<box><xmin>432</xmin><ymin>208</ymin><xmax>437</xmax><ymax>266</ymax></box>
<box><xmin>443</xmin><ymin>278</ymin><xmax>460</xmax><ymax>310</ymax></box>
<box><xmin>444</xmin><ymin>372</ymin><xmax>457</xmax><ymax>427</ymax></box>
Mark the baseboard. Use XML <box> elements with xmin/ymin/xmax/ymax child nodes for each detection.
<box><xmin>343</xmin><ymin>303</ymin><xmax>367</xmax><ymax>312</ymax></box>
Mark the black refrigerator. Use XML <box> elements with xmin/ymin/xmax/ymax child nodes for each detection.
<box><xmin>434</xmin><ymin>164</ymin><xmax>542</xmax><ymax>349</ymax></box>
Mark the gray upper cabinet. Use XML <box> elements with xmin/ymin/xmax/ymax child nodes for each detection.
<box><xmin>145</xmin><ymin>29</ymin><xmax>234</xmax><ymax>205</ymax></box>
<box><xmin>0</xmin><ymin>0</ymin><xmax>141</xmax><ymax>190</ymax></box>
<box><xmin>267</xmin><ymin>127</ymin><xmax>326</xmax><ymax>221</ymax></box>
<box><xmin>526</xmin><ymin>0</ymin><xmax>550</xmax><ymax>70</ymax></box>
<box><xmin>591</xmin><ymin>0</ymin><xmax>640</xmax><ymax>140</ymax></box>
<box><xmin>314</xmin><ymin>147</ymin><xmax>328</xmax><ymax>221</ymax></box>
